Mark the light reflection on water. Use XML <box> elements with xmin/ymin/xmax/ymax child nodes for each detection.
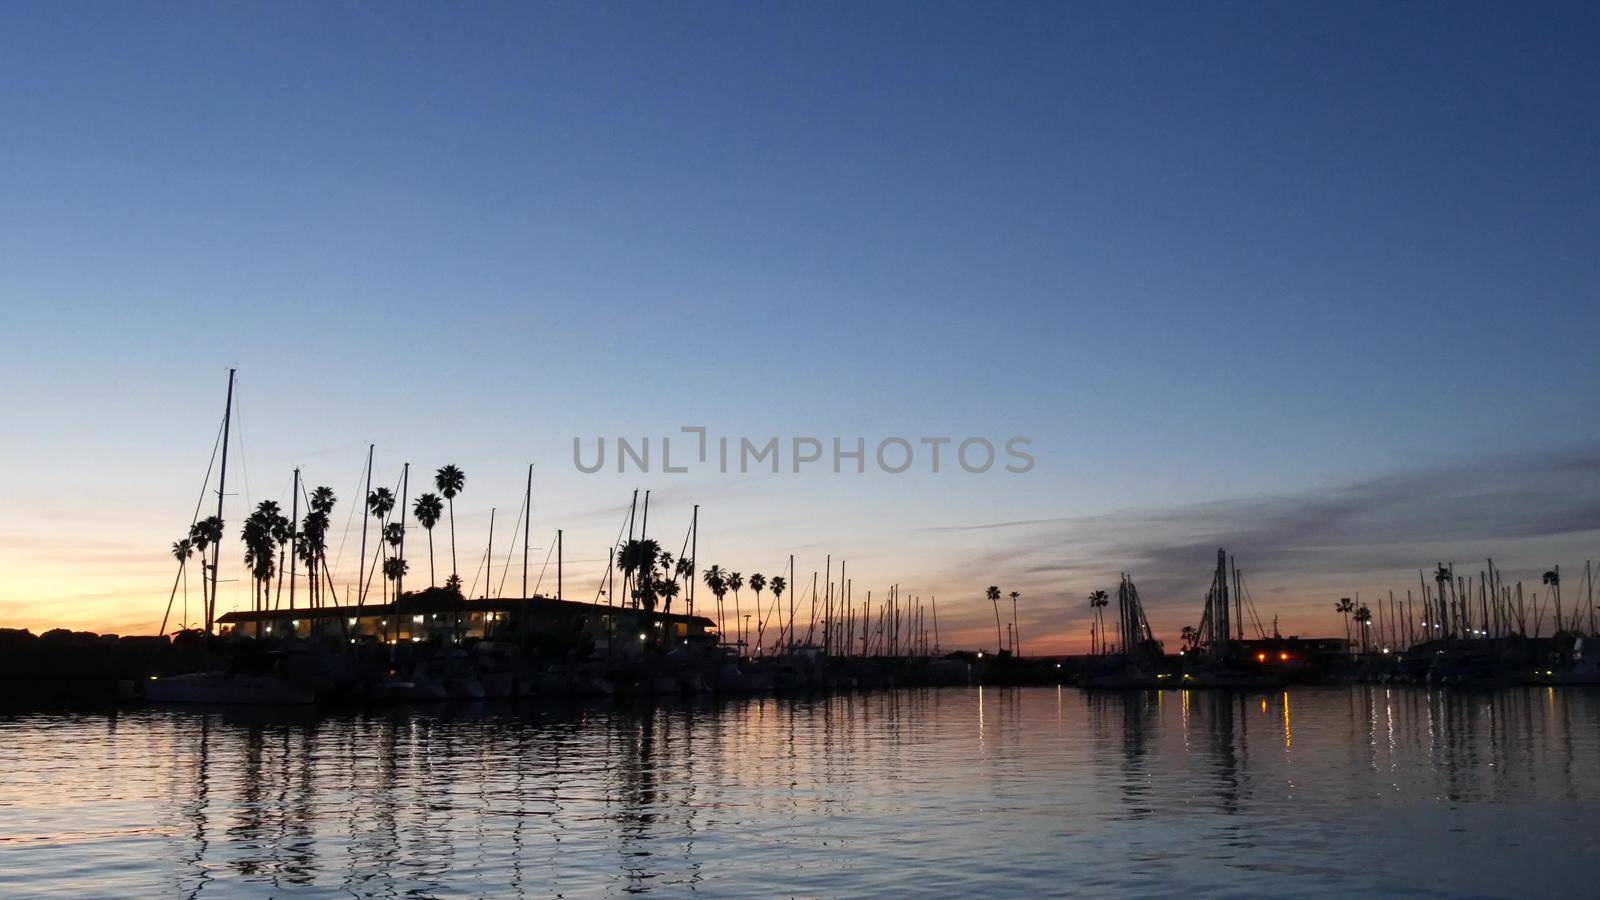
<box><xmin>3</xmin><ymin>687</ymin><xmax>1598</xmax><ymax>897</ymax></box>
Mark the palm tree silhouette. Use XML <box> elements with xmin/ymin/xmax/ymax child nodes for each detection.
<box><xmin>727</xmin><ymin>572</ymin><xmax>745</xmax><ymax>647</ymax></box>
<box><xmin>383</xmin><ymin>556</ymin><xmax>408</xmax><ymax>582</ymax></box>
<box><xmin>618</xmin><ymin>538</ymin><xmax>661</xmax><ymax>610</ymax></box>
<box><xmin>658</xmin><ymin>578</ymin><xmax>680</xmax><ymax>614</ymax></box>
<box><xmin>1336</xmin><ymin>597</ymin><xmax>1355</xmax><ymax>652</ymax></box>
<box><xmin>413</xmin><ymin>492</ymin><xmax>444</xmax><ymax>587</ymax></box>
<box><xmin>1353</xmin><ymin>604</ymin><xmax>1372</xmax><ymax>654</ymax></box>
<box><xmin>189</xmin><ymin>516</ymin><xmax>222</xmax><ymax>625</ymax></box>
<box><xmin>298</xmin><ymin>488</ymin><xmax>334</xmax><ymax>608</ymax></box>
<box><xmin>749</xmin><ymin>573</ymin><xmax>767</xmax><ymax>650</ymax></box>
<box><xmin>769</xmin><ymin>575</ymin><xmax>787</xmax><ymax>649</ymax></box>
<box><xmin>241</xmin><ymin>504</ymin><xmax>279</xmax><ymax>617</ymax></box>
<box><xmin>172</xmin><ymin>538</ymin><xmax>193</xmax><ymax>628</ymax></box>
<box><xmin>368</xmin><ymin>487</ymin><xmax>395</xmax><ymax>521</ymax></box>
<box><xmin>383</xmin><ymin>522</ymin><xmax>405</xmax><ymax>601</ymax></box>
<box><xmin>1088</xmin><ymin>590</ymin><xmax>1109</xmax><ymax>655</ymax></box>
<box><xmin>1543</xmin><ymin>568</ymin><xmax>1562</xmax><ymax>633</ymax></box>
<box><xmin>434</xmin><ymin>465</ymin><xmax>466</xmax><ymax>582</ymax></box>
<box><xmin>382</xmin><ymin>557</ymin><xmax>408</xmax><ymax>633</ymax></box>
<box><xmin>264</xmin><ymin>502</ymin><xmax>290</xmax><ymax>598</ymax></box>
<box><xmin>674</xmin><ymin>556</ymin><xmax>694</xmax><ymax>613</ymax></box>
<box><xmin>986</xmin><ymin>586</ymin><xmax>1003</xmax><ymax>653</ymax></box>
<box><xmin>703</xmin><ymin>564</ymin><xmax>728</xmax><ymax>637</ymax></box>
<box><xmin>1180</xmin><ymin>625</ymin><xmax>1199</xmax><ymax>653</ymax></box>
<box><xmin>1008</xmin><ymin>590</ymin><xmax>1021</xmax><ymax>656</ymax></box>
<box><xmin>268</xmin><ymin>505</ymin><xmax>292</xmax><ymax>606</ymax></box>
<box><xmin>310</xmin><ymin>486</ymin><xmax>336</xmax><ymax>515</ymax></box>
<box><xmin>366</xmin><ymin>488</ymin><xmax>396</xmax><ymax>601</ymax></box>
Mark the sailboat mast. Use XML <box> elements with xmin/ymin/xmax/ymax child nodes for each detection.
<box><xmin>396</xmin><ymin>463</ymin><xmax>409</xmax><ymax>600</ymax></box>
<box><xmin>288</xmin><ymin>467</ymin><xmax>300</xmax><ymax>611</ymax></box>
<box><xmin>357</xmin><ymin>444</ymin><xmax>373</xmax><ymax>607</ymax></box>
<box><xmin>207</xmin><ymin>368</ymin><xmax>235</xmax><ymax>635</ymax></box>
<box><xmin>625</xmin><ymin>490</ymin><xmax>638</xmax><ymax>608</ymax></box>
<box><xmin>689</xmin><ymin>504</ymin><xmax>698</xmax><ymax>616</ymax></box>
<box><xmin>640</xmin><ymin>490</ymin><xmax>650</xmax><ymax>544</ymax></box>
<box><xmin>485</xmin><ymin>507</ymin><xmax>495</xmax><ymax>600</ymax></box>
<box><xmin>1232</xmin><ymin>556</ymin><xmax>1243</xmax><ymax>642</ymax></box>
<box><xmin>523</xmin><ymin>463</ymin><xmax>532</xmax><ymax>599</ymax></box>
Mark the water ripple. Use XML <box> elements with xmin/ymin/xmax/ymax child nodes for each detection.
<box><xmin>2</xmin><ymin>687</ymin><xmax>1598</xmax><ymax>897</ymax></box>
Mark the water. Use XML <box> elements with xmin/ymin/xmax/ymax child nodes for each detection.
<box><xmin>3</xmin><ymin>687</ymin><xmax>1598</xmax><ymax>898</ymax></box>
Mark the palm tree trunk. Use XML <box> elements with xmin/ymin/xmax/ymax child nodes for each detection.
<box><xmin>428</xmin><ymin>529</ymin><xmax>436</xmax><ymax>587</ymax></box>
<box><xmin>1011</xmin><ymin>598</ymin><xmax>1020</xmax><ymax>657</ymax></box>
<box><xmin>448</xmin><ymin>498</ymin><xmax>458</xmax><ymax>579</ymax></box>
<box><xmin>992</xmin><ymin>600</ymin><xmax>1003</xmax><ymax>651</ymax></box>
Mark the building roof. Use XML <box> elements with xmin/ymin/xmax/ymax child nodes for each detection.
<box><xmin>217</xmin><ymin>594</ymin><xmax>715</xmax><ymax>628</ymax></box>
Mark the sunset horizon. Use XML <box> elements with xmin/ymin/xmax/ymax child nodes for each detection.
<box><xmin>4</xmin><ymin>4</ymin><xmax>1599</xmax><ymax>897</ymax></box>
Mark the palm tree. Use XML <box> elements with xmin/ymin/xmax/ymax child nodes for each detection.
<box><xmin>1353</xmin><ymin>604</ymin><xmax>1373</xmax><ymax>655</ymax></box>
<box><xmin>986</xmin><ymin>586</ymin><xmax>1003</xmax><ymax>653</ymax></box>
<box><xmin>268</xmin><ymin>505</ymin><xmax>292</xmax><ymax>607</ymax></box>
<box><xmin>675</xmin><ymin>556</ymin><xmax>694</xmax><ymax>613</ymax></box>
<box><xmin>245</xmin><ymin>500</ymin><xmax>289</xmax><ymax>606</ymax></box>
<box><xmin>241</xmin><ymin>507</ymin><xmax>277</xmax><ymax>617</ymax></box>
<box><xmin>1336</xmin><ymin>597</ymin><xmax>1355</xmax><ymax>653</ymax></box>
<box><xmin>297</xmin><ymin>515</ymin><xmax>319</xmax><ymax>608</ymax></box>
<box><xmin>1008</xmin><ymin>590</ymin><xmax>1021</xmax><ymax>656</ymax></box>
<box><xmin>189</xmin><ymin>516</ymin><xmax>222</xmax><ymax>624</ymax></box>
<box><xmin>296</xmin><ymin>487</ymin><xmax>334</xmax><ymax>609</ymax></box>
<box><xmin>434</xmin><ymin>465</ymin><xmax>466</xmax><ymax>581</ymax></box>
<box><xmin>658</xmin><ymin>578</ymin><xmax>680</xmax><ymax>614</ymax></box>
<box><xmin>310</xmin><ymin>486</ymin><xmax>336</xmax><ymax>515</ymax></box>
<box><xmin>382</xmin><ymin>557</ymin><xmax>408</xmax><ymax>636</ymax></box>
<box><xmin>1180</xmin><ymin>625</ymin><xmax>1199</xmax><ymax>653</ymax></box>
<box><xmin>1543</xmin><ymin>568</ymin><xmax>1562</xmax><ymax>633</ymax></box>
<box><xmin>368</xmin><ymin>487</ymin><xmax>395</xmax><ymax>521</ymax></box>
<box><xmin>1088</xmin><ymin>590</ymin><xmax>1109</xmax><ymax>655</ymax></box>
<box><xmin>727</xmin><ymin>571</ymin><xmax>745</xmax><ymax>647</ymax></box>
<box><xmin>413</xmin><ymin>493</ymin><xmax>444</xmax><ymax>587</ymax></box>
<box><xmin>703</xmin><ymin>564</ymin><xmax>728</xmax><ymax>637</ymax></box>
<box><xmin>383</xmin><ymin>521</ymin><xmax>405</xmax><ymax>601</ymax></box>
<box><xmin>172</xmin><ymin>538</ymin><xmax>193</xmax><ymax>628</ymax></box>
<box><xmin>770</xmin><ymin>575</ymin><xmax>787</xmax><ymax>649</ymax></box>
<box><xmin>749</xmin><ymin>573</ymin><xmax>767</xmax><ymax>650</ymax></box>
<box><xmin>618</xmin><ymin>538</ymin><xmax>661</xmax><ymax>610</ymax></box>
<box><xmin>383</xmin><ymin>556</ymin><xmax>408</xmax><ymax>588</ymax></box>
<box><xmin>366</xmin><ymin>488</ymin><xmax>396</xmax><ymax>600</ymax></box>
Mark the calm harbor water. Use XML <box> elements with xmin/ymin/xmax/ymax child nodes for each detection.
<box><xmin>3</xmin><ymin>687</ymin><xmax>1599</xmax><ymax>898</ymax></box>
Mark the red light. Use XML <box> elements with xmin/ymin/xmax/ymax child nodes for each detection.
<box><xmin>1256</xmin><ymin>652</ymin><xmax>1266</xmax><ymax>662</ymax></box>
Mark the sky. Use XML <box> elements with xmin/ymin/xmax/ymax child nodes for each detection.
<box><xmin>1</xmin><ymin>2</ymin><xmax>1597</xmax><ymax>651</ymax></box>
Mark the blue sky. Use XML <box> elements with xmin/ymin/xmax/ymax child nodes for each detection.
<box><xmin>2</xmin><ymin>2</ymin><xmax>1597</xmax><ymax>647</ymax></box>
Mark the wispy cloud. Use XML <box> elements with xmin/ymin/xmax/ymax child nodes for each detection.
<box><xmin>929</xmin><ymin>444</ymin><xmax>1600</xmax><ymax>645</ymax></box>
